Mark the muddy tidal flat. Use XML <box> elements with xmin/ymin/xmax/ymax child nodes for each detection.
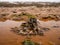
<box><xmin>0</xmin><ymin>6</ymin><xmax>60</xmax><ymax>45</ymax></box>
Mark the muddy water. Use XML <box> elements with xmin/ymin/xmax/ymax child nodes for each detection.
<box><xmin>0</xmin><ymin>20</ymin><xmax>60</xmax><ymax>45</ymax></box>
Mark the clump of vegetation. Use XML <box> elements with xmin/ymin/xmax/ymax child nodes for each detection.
<box><xmin>0</xmin><ymin>13</ymin><xmax>8</xmax><ymax>21</ymax></box>
<box><xmin>22</xmin><ymin>40</ymin><xmax>40</xmax><ymax>45</ymax></box>
<box><xmin>20</xmin><ymin>12</ymin><xmax>36</xmax><ymax>18</ymax></box>
<box><xmin>52</xmin><ymin>25</ymin><xmax>60</xmax><ymax>28</ymax></box>
<box><xmin>11</xmin><ymin>17</ymin><xmax>46</xmax><ymax>36</ymax></box>
<box><xmin>10</xmin><ymin>12</ymin><xmax>36</xmax><ymax>21</ymax></box>
<box><xmin>12</xmin><ymin>11</ymin><xmax>17</xmax><ymax>13</ymax></box>
<box><xmin>40</xmin><ymin>14</ymin><xmax>60</xmax><ymax>21</ymax></box>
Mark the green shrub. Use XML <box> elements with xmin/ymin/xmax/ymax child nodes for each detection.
<box><xmin>22</xmin><ymin>40</ymin><xmax>40</xmax><ymax>45</ymax></box>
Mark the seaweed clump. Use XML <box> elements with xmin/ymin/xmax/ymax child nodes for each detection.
<box><xmin>11</xmin><ymin>17</ymin><xmax>50</xmax><ymax>36</ymax></box>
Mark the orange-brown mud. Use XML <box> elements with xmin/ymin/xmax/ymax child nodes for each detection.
<box><xmin>0</xmin><ymin>6</ymin><xmax>60</xmax><ymax>45</ymax></box>
<box><xmin>0</xmin><ymin>20</ymin><xmax>60</xmax><ymax>45</ymax></box>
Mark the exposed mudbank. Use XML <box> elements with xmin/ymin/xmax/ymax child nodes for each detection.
<box><xmin>0</xmin><ymin>7</ymin><xmax>60</xmax><ymax>22</ymax></box>
<box><xmin>0</xmin><ymin>19</ymin><xmax>60</xmax><ymax>45</ymax></box>
<box><xmin>0</xmin><ymin>6</ymin><xmax>60</xmax><ymax>45</ymax></box>
<box><xmin>0</xmin><ymin>12</ymin><xmax>60</xmax><ymax>22</ymax></box>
